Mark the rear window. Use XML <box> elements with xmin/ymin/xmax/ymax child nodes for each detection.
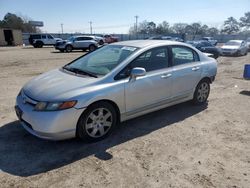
<box><xmin>172</xmin><ymin>46</ymin><xmax>199</xmax><ymax>66</ymax></box>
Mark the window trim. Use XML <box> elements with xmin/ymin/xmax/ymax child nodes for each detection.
<box><xmin>169</xmin><ymin>45</ymin><xmax>200</xmax><ymax>67</ymax></box>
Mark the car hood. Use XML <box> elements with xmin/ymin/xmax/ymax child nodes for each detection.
<box><xmin>23</xmin><ymin>69</ymin><xmax>100</xmax><ymax>101</ymax></box>
<box><xmin>221</xmin><ymin>45</ymin><xmax>239</xmax><ymax>50</ymax></box>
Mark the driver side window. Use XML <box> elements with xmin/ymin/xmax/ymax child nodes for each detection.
<box><xmin>115</xmin><ymin>47</ymin><xmax>169</xmax><ymax>80</ymax></box>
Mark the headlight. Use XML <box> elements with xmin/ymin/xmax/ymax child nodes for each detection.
<box><xmin>34</xmin><ymin>101</ymin><xmax>77</xmax><ymax>111</ymax></box>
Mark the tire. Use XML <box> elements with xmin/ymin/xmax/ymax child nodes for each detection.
<box><xmin>89</xmin><ymin>44</ymin><xmax>97</xmax><ymax>52</ymax></box>
<box><xmin>99</xmin><ymin>40</ymin><xmax>104</xmax><ymax>45</ymax></box>
<box><xmin>36</xmin><ymin>41</ymin><xmax>43</xmax><ymax>48</ymax></box>
<box><xmin>76</xmin><ymin>102</ymin><xmax>117</xmax><ymax>142</ymax></box>
<box><xmin>65</xmin><ymin>45</ymin><xmax>73</xmax><ymax>52</ymax></box>
<box><xmin>193</xmin><ymin>79</ymin><xmax>210</xmax><ymax>105</ymax></box>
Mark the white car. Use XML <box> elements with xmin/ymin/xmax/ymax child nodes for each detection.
<box><xmin>220</xmin><ymin>40</ymin><xmax>248</xmax><ymax>56</ymax></box>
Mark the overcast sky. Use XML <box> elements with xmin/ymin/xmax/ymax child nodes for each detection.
<box><xmin>0</xmin><ymin>0</ymin><xmax>249</xmax><ymax>34</ymax></box>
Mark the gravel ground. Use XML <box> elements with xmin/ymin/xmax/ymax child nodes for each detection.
<box><xmin>0</xmin><ymin>46</ymin><xmax>249</xmax><ymax>188</ymax></box>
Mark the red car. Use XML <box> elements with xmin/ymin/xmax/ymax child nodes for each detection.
<box><xmin>103</xmin><ymin>34</ymin><xmax>119</xmax><ymax>43</ymax></box>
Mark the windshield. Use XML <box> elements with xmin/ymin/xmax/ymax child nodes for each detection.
<box><xmin>64</xmin><ymin>45</ymin><xmax>138</xmax><ymax>76</ymax></box>
<box><xmin>225</xmin><ymin>41</ymin><xmax>241</xmax><ymax>46</ymax></box>
<box><xmin>68</xmin><ymin>36</ymin><xmax>75</xmax><ymax>41</ymax></box>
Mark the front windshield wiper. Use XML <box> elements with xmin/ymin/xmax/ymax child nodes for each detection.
<box><xmin>63</xmin><ymin>66</ymin><xmax>98</xmax><ymax>78</ymax></box>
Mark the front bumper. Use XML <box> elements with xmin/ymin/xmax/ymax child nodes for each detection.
<box><xmin>221</xmin><ymin>50</ymin><xmax>238</xmax><ymax>56</ymax></box>
<box><xmin>15</xmin><ymin>94</ymin><xmax>85</xmax><ymax>140</ymax></box>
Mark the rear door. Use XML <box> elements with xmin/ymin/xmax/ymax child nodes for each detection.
<box><xmin>170</xmin><ymin>46</ymin><xmax>202</xmax><ymax>98</ymax></box>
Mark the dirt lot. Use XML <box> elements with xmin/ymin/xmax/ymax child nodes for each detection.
<box><xmin>0</xmin><ymin>46</ymin><xmax>249</xmax><ymax>188</ymax></box>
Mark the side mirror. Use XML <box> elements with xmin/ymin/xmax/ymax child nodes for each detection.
<box><xmin>130</xmin><ymin>67</ymin><xmax>146</xmax><ymax>79</ymax></box>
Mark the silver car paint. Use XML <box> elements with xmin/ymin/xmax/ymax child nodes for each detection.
<box><xmin>17</xmin><ymin>40</ymin><xmax>217</xmax><ymax>140</ymax></box>
<box><xmin>221</xmin><ymin>40</ymin><xmax>248</xmax><ymax>55</ymax></box>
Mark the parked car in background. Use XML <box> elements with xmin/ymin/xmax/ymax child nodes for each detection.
<box><xmin>92</xmin><ymin>35</ymin><xmax>105</xmax><ymax>45</ymax></box>
<box><xmin>15</xmin><ymin>40</ymin><xmax>217</xmax><ymax>141</ymax></box>
<box><xmin>246</xmin><ymin>37</ymin><xmax>250</xmax><ymax>51</ymax></box>
<box><xmin>201</xmin><ymin>37</ymin><xmax>218</xmax><ymax>46</ymax></box>
<box><xmin>102</xmin><ymin>34</ymin><xmax>119</xmax><ymax>43</ymax></box>
<box><xmin>173</xmin><ymin>37</ymin><xmax>184</xmax><ymax>42</ymax></box>
<box><xmin>148</xmin><ymin>36</ymin><xmax>184</xmax><ymax>42</ymax></box>
<box><xmin>29</xmin><ymin>34</ymin><xmax>62</xmax><ymax>48</ymax></box>
<box><xmin>190</xmin><ymin>40</ymin><xmax>221</xmax><ymax>59</ymax></box>
<box><xmin>220</xmin><ymin>40</ymin><xmax>248</xmax><ymax>56</ymax></box>
<box><xmin>55</xmin><ymin>36</ymin><xmax>98</xmax><ymax>52</ymax></box>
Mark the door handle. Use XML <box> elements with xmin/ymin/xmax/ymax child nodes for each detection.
<box><xmin>161</xmin><ymin>73</ymin><xmax>172</xmax><ymax>79</ymax></box>
<box><xmin>192</xmin><ymin>67</ymin><xmax>200</xmax><ymax>71</ymax></box>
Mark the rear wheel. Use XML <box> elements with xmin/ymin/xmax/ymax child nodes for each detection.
<box><xmin>89</xmin><ymin>44</ymin><xmax>96</xmax><ymax>52</ymax></box>
<box><xmin>99</xmin><ymin>40</ymin><xmax>104</xmax><ymax>45</ymax></box>
<box><xmin>36</xmin><ymin>41</ymin><xmax>43</xmax><ymax>48</ymax></box>
<box><xmin>65</xmin><ymin>45</ymin><xmax>73</xmax><ymax>52</ymax></box>
<box><xmin>193</xmin><ymin>80</ymin><xmax>210</xmax><ymax>105</ymax></box>
<box><xmin>76</xmin><ymin>102</ymin><xmax>117</xmax><ymax>142</ymax></box>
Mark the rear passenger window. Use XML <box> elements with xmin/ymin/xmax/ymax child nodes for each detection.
<box><xmin>172</xmin><ymin>46</ymin><xmax>199</xmax><ymax>66</ymax></box>
<box><xmin>41</xmin><ymin>35</ymin><xmax>46</xmax><ymax>39</ymax></box>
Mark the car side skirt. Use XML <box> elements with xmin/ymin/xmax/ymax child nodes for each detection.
<box><xmin>121</xmin><ymin>93</ymin><xmax>193</xmax><ymax>122</ymax></box>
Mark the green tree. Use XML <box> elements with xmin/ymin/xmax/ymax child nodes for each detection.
<box><xmin>240</xmin><ymin>12</ymin><xmax>250</xmax><ymax>29</ymax></box>
<box><xmin>221</xmin><ymin>17</ymin><xmax>240</xmax><ymax>34</ymax></box>
<box><xmin>155</xmin><ymin>21</ymin><xmax>171</xmax><ymax>34</ymax></box>
<box><xmin>171</xmin><ymin>23</ymin><xmax>188</xmax><ymax>35</ymax></box>
<box><xmin>0</xmin><ymin>12</ymin><xmax>39</xmax><ymax>33</ymax></box>
<box><xmin>206</xmin><ymin>27</ymin><xmax>219</xmax><ymax>36</ymax></box>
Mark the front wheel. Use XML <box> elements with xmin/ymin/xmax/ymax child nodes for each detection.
<box><xmin>65</xmin><ymin>45</ymin><xmax>73</xmax><ymax>52</ymax></box>
<box><xmin>76</xmin><ymin>102</ymin><xmax>117</xmax><ymax>142</ymax></box>
<box><xmin>89</xmin><ymin>44</ymin><xmax>97</xmax><ymax>52</ymax></box>
<box><xmin>193</xmin><ymin>80</ymin><xmax>210</xmax><ymax>105</ymax></box>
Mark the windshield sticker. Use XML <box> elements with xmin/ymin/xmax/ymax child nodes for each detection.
<box><xmin>121</xmin><ymin>46</ymin><xmax>137</xmax><ymax>51</ymax></box>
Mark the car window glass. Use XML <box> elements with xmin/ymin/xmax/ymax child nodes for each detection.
<box><xmin>41</xmin><ymin>35</ymin><xmax>46</xmax><ymax>39</ymax></box>
<box><xmin>76</xmin><ymin>37</ymin><xmax>84</xmax><ymax>41</ymax></box>
<box><xmin>172</xmin><ymin>46</ymin><xmax>198</xmax><ymax>66</ymax></box>
<box><xmin>32</xmin><ymin>35</ymin><xmax>40</xmax><ymax>39</ymax></box>
<box><xmin>48</xmin><ymin>35</ymin><xmax>53</xmax><ymax>39</ymax></box>
<box><xmin>129</xmin><ymin>47</ymin><xmax>168</xmax><ymax>72</ymax></box>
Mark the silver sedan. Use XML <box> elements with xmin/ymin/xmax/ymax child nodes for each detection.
<box><xmin>15</xmin><ymin>40</ymin><xmax>217</xmax><ymax>141</ymax></box>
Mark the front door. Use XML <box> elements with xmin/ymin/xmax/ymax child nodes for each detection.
<box><xmin>124</xmin><ymin>47</ymin><xmax>173</xmax><ymax>113</ymax></box>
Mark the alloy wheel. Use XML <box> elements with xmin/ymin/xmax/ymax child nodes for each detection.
<box><xmin>197</xmin><ymin>82</ymin><xmax>209</xmax><ymax>102</ymax></box>
<box><xmin>85</xmin><ymin>108</ymin><xmax>113</xmax><ymax>138</ymax></box>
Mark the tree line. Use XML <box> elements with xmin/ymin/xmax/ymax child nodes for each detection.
<box><xmin>0</xmin><ymin>13</ymin><xmax>40</xmax><ymax>33</ymax></box>
<box><xmin>129</xmin><ymin>12</ymin><xmax>250</xmax><ymax>37</ymax></box>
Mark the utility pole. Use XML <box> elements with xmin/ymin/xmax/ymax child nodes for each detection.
<box><xmin>135</xmin><ymin>15</ymin><xmax>139</xmax><ymax>39</ymax></box>
<box><xmin>61</xmin><ymin>23</ymin><xmax>64</xmax><ymax>34</ymax></box>
<box><xmin>89</xmin><ymin>21</ymin><xmax>93</xmax><ymax>34</ymax></box>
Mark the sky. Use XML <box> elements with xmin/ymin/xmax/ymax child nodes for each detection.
<box><xmin>0</xmin><ymin>0</ymin><xmax>249</xmax><ymax>34</ymax></box>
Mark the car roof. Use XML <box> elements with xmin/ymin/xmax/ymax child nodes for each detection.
<box><xmin>73</xmin><ymin>35</ymin><xmax>94</xmax><ymax>38</ymax></box>
<box><xmin>228</xmin><ymin>40</ymin><xmax>243</xmax><ymax>43</ymax></box>
<box><xmin>112</xmin><ymin>40</ymin><xmax>184</xmax><ymax>48</ymax></box>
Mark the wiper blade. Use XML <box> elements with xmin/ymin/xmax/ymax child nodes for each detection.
<box><xmin>63</xmin><ymin>66</ymin><xmax>98</xmax><ymax>78</ymax></box>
